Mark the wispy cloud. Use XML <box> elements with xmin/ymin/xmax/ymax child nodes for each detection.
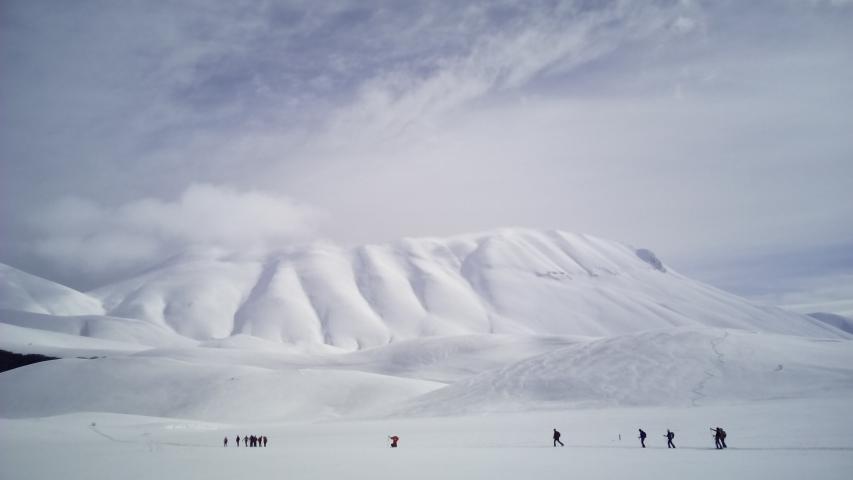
<box><xmin>1</xmin><ymin>0</ymin><xmax>851</xmax><ymax>301</ymax></box>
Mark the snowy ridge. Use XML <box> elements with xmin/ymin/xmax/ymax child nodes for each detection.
<box><xmin>82</xmin><ymin>229</ymin><xmax>844</xmax><ymax>349</ymax></box>
<box><xmin>0</xmin><ymin>263</ymin><xmax>103</xmax><ymax>316</ymax></box>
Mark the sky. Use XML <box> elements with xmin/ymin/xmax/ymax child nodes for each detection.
<box><xmin>1</xmin><ymin>0</ymin><xmax>852</xmax><ymax>314</ymax></box>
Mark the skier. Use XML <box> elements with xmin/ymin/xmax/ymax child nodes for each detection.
<box><xmin>263</xmin><ymin>436</ymin><xmax>268</xmax><ymax>447</ymax></box>
<box><xmin>638</xmin><ymin>428</ymin><xmax>647</xmax><ymax>448</ymax></box>
<box><xmin>553</xmin><ymin>429</ymin><xmax>564</xmax><ymax>447</ymax></box>
<box><xmin>224</xmin><ymin>436</ymin><xmax>228</xmax><ymax>447</ymax></box>
<box><xmin>389</xmin><ymin>435</ymin><xmax>400</xmax><ymax>448</ymax></box>
<box><xmin>236</xmin><ymin>435</ymin><xmax>240</xmax><ymax>447</ymax></box>
<box><xmin>720</xmin><ymin>428</ymin><xmax>728</xmax><ymax>448</ymax></box>
<box><xmin>664</xmin><ymin>429</ymin><xmax>675</xmax><ymax>448</ymax></box>
<box><xmin>244</xmin><ymin>435</ymin><xmax>248</xmax><ymax>447</ymax></box>
<box><xmin>711</xmin><ymin>427</ymin><xmax>722</xmax><ymax>449</ymax></box>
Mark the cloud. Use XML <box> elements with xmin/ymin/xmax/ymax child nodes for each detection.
<box><xmin>318</xmin><ymin>1</ymin><xmax>695</xmax><ymax>152</ymax></box>
<box><xmin>25</xmin><ymin>184</ymin><xmax>324</xmax><ymax>284</ymax></box>
<box><xmin>1</xmin><ymin>0</ymin><xmax>852</xmax><ymax>298</ymax></box>
<box><xmin>764</xmin><ymin>275</ymin><xmax>853</xmax><ymax>318</ymax></box>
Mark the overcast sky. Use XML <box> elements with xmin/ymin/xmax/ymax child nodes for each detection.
<box><xmin>1</xmin><ymin>0</ymin><xmax>852</xmax><ymax>313</ymax></box>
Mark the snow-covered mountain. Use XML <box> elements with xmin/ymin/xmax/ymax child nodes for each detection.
<box><xmin>76</xmin><ymin>228</ymin><xmax>845</xmax><ymax>349</ymax></box>
<box><xmin>1</xmin><ymin>228</ymin><xmax>851</xmax><ymax>424</ymax></box>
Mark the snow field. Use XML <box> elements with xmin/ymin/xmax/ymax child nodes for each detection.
<box><xmin>2</xmin><ymin>399</ymin><xmax>852</xmax><ymax>480</ymax></box>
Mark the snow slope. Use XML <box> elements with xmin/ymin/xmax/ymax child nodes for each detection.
<box><xmin>399</xmin><ymin>328</ymin><xmax>853</xmax><ymax>415</ymax></box>
<box><xmin>809</xmin><ymin>312</ymin><xmax>853</xmax><ymax>334</ymax></box>
<box><xmin>0</xmin><ymin>322</ymin><xmax>148</xmax><ymax>357</ymax></box>
<box><xmin>0</xmin><ymin>309</ymin><xmax>193</xmax><ymax>349</ymax></box>
<box><xmin>2</xmin><ymin>326</ymin><xmax>849</xmax><ymax>423</ymax></box>
<box><xmin>0</xmin><ymin>355</ymin><xmax>443</xmax><ymax>421</ymax></box>
<box><xmin>0</xmin><ymin>263</ymin><xmax>103</xmax><ymax>316</ymax></box>
<box><xmin>88</xmin><ymin>229</ymin><xmax>846</xmax><ymax>348</ymax></box>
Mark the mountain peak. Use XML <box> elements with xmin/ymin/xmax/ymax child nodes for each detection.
<box><xmin>79</xmin><ymin>228</ymin><xmax>843</xmax><ymax>348</ymax></box>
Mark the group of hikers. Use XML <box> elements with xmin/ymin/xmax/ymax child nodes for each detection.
<box><xmin>222</xmin><ymin>428</ymin><xmax>727</xmax><ymax>449</ymax></box>
<box><xmin>636</xmin><ymin>428</ymin><xmax>675</xmax><ymax>448</ymax></box>
<box><xmin>224</xmin><ymin>435</ymin><xmax>268</xmax><ymax>447</ymax></box>
<box><xmin>636</xmin><ymin>427</ymin><xmax>726</xmax><ymax>449</ymax></box>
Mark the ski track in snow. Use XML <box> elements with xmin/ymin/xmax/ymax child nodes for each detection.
<box><xmin>90</xmin><ymin>424</ymin><xmax>217</xmax><ymax>450</ymax></box>
<box><xmin>690</xmin><ymin>330</ymin><xmax>729</xmax><ymax>407</ymax></box>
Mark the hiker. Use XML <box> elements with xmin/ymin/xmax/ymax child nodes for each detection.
<box><xmin>263</xmin><ymin>436</ymin><xmax>268</xmax><ymax>447</ymax></box>
<box><xmin>720</xmin><ymin>428</ymin><xmax>728</xmax><ymax>448</ymax></box>
<box><xmin>389</xmin><ymin>435</ymin><xmax>399</xmax><ymax>448</ymax></box>
<box><xmin>224</xmin><ymin>436</ymin><xmax>228</xmax><ymax>447</ymax></box>
<box><xmin>664</xmin><ymin>429</ymin><xmax>676</xmax><ymax>449</ymax></box>
<box><xmin>553</xmin><ymin>429</ymin><xmax>564</xmax><ymax>447</ymax></box>
<box><xmin>638</xmin><ymin>428</ymin><xmax>647</xmax><ymax>448</ymax></box>
<box><xmin>244</xmin><ymin>435</ymin><xmax>248</xmax><ymax>447</ymax></box>
<box><xmin>711</xmin><ymin>427</ymin><xmax>722</xmax><ymax>449</ymax></box>
<box><xmin>236</xmin><ymin>435</ymin><xmax>240</xmax><ymax>447</ymax></box>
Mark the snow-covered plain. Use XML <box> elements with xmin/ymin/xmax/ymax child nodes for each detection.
<box><xmin>1</xmin><ymin>229</ymin><xmax>851</xmax><ymax>479</ymax></box>
<box><xmin>2</xmin><ymin>399</ymin><xmax>852</xmax><ymax>480</ymax></box>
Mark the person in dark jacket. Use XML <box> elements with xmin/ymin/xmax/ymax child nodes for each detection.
<box><xmin>223</xmin><ymin>436</ymin><xmax>228</xmax><ymax>447</ymax></box>
<box><xmin>638</xmin><ymin>428</ymin><xmax>647</xmax><ymax>448</ymax></box>
<box><xmin>664</xmin><ymin>429</ymin><xmax>675</xmax><ymax>448</ymax></box>
<box><xmin>720</xmin><ymin>428</ymin><xmax>728</xmax><ymax>448</ymax></box>
<box><xmin>553</xmin><ymin>429</ymin><xmax>564</xmax><ymax>447</ymax></box>
<box><xmin>236</xmin><ymin>435</ymin><xmax>240</xmax><ymax>447</ymax></box>
<box><xmin>389</xmin><ymin>435</ymin><xmax>399</xmax><ymax>448</ymax></box>
<box><xmin>711</xmin><ymin>427</ymin><xmax>722</xmax><ymax>449</ymax></box>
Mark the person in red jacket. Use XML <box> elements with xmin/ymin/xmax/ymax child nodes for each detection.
<box><xmin>389</xmin><ymin>435</ymin><xmax>399</xmax><ymax>448</ymax></box>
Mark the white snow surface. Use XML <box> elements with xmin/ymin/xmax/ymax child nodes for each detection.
<box><xmin>2</xmin><ymin>399</ymin><xmax>853</xmax><ymax>480</ymax></box>
<box><xmin>1</xmin><ymin>228</ymin><xmax>852</xmax><ymax>479</ymax></box>
<box><xmin>0</xmin><ymin>263</ymin><xmax>103</xmax><ymax>316</ymax></box>
<box><xmin>399</xmin><ymin>328</ymin><xmax>853</xmax><ymax>415</ymax></box>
